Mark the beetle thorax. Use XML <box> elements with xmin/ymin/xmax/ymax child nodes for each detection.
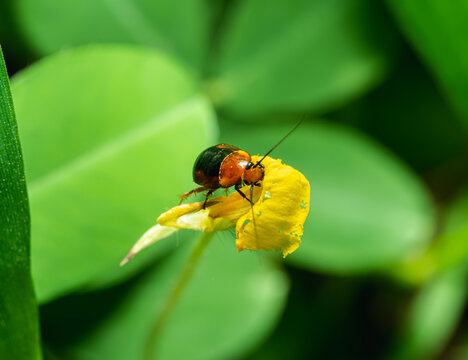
<box><xmin>218</xmin><ymin>150</ymin><xmax>251</xmax><ymax>188</ymax></box>
<box><xmin>243</xmin><ymin>163</ymin><xmax>264</xmax><ymax>185</ymax></box>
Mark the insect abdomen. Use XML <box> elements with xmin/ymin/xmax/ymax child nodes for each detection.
<box><xmin>193</xmin><ymin>145</ymin><xmax>236</xmax><ymax>188</ymax></box>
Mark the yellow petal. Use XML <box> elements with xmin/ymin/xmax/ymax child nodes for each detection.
<box><xmin>235</xmin><ymin>156</ymin><xmax>310</xmax><ymax>257</ymax></box>
<box><xmin>157</xmin><ymin>202</ymin><xmax>203</xmax><ymax>225</ymax></box>
<box><xmin>157</xmin><ymin>186</ymin><xmax>262</xmax><ymax>231</ymax></box>
<box><xmin>208</xmin><ymin>185</ymin><xmax>262</xmax><ymax>221</ymax></box>
<box><xmin>156</xmin><ymin>201</ymin><xmax>231</xmax><ymax>232</ymax></box>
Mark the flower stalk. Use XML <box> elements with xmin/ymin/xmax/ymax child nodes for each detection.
<box><xmin>121</xmin><ymin>155</ymin><xmax>310</xmax><ymax>358</ymax></box>
<box><xmin>144</xmin><ymin>231</ymin><xmax>214</xmax><ymax>360</ymax></box>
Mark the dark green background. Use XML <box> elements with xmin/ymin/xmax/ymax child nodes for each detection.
<box><xmin>1</xmin><ymin>0</ymin><xmax>468</xmax><ymax>359</ymax></box>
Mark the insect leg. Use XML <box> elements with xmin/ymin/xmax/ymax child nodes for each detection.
<box><xmin>202</xmin><ymin>189</ymin><xmax>214</xmax><ymax>209</ymax></box>
<box><xmin>234</xmin><ymin>184</ymin><xmax>254</xmax><ymax>205</ymax></box>
<box><xmin>179</xmin><ymin>186</ymin><xmax>210</xmax><ymax>205</ymax></box>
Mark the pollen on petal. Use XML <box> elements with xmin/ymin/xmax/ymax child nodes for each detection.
<box><xmin>235</xmin><ymin>156</ymin><xmax>310</xmax><ymax>257</ymax></box>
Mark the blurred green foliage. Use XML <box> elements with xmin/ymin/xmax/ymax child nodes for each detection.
<box><xmin>1</xmin><ymin>0</ymin><xmax>468</xmax><ymax>359</ymax></box>
<box><xmin>12</xmin><ymin>46</ymin><xmax>216</xmax><ymax>303</ymax></box>
<box><xmin>387</xmin><ymin>0</ymin><xmax>468</xmax><ymax>126</ymax></box>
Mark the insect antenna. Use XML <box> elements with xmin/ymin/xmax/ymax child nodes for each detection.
<box><xmin>249</xmin><ymin>117</ymin><xmax>305</xmax><ymax>251</ymax></box>
<box><xmin>253</xmin><ymin>119</ymin><xmax>304</xmax><ymax>168</ymax></box>
<box><xmin>250</xmin><ymin>183</ymin><xmax>260</xmax><ymax>251</ymax></box>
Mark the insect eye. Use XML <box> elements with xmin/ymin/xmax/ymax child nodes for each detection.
<box><xmin>246</xmin><ymin>162</ymin><xmax>254</xmax><ymax>170</ymax></box>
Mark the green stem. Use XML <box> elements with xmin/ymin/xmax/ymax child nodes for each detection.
<box><xmin>144</xmin><ymin>231</ymin><xmax>214</xmax><ymax>359</ymax></box>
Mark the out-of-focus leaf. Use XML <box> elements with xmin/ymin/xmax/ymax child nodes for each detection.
<box><xmin>0</xmin><ymin>46</ymin><xmax>42</xmax><ymax>359</ymax></box>
<box><xmin>11</xmin><ymin>45</ymin><xmax>217</xmax><ymax>303</ymax></box>
<box><xmin>445</xmin><ymin>187</ymin><xmax>468</xmax><ymax>232</ymax></box>
<box><xmin>338</xmin><ymin>54</ymin><xmax>468</xmax><ymax>173</ymax></box>
<box><xmin>387</xmin><ymin>267</ymin><xmax>467</xmax><ymax>360</ymax></box>
<box><xmin>386</xmin><ymin>0</ymin><xmax>468</xmax><ymax>126</ymax></box>
<box><xmin>63</xmin><ymin>236</ymin><xmax>289</xmax><ymax>360</ymax></box>
<box><xmin>13</xmin><ymin>0</ymin><xmax>214</xmax><ymax>72</ymax></box>
<box><xmin>387</xmin><ymin>182</ymin><xmax>468</xmax><ymax>360</ymax></box>
<box><xmin>210</xmin><ymin>0</ymin><xmax>395</xmax><ymax>116</ymax></box>
<box><xmin>427</xmin><ymin>188</ymin><xmax>468</xmax><ymax>276</ymax></box>
<box><xmin>220</xmin><ymin>121</ymin><xmax>435</xmax><ymax>273</ymax></box>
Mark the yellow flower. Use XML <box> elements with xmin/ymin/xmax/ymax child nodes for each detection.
<box><xmin>121</xmin><ymin>156</ymin><xmax>310</xmax><ymax>265</ymax></box>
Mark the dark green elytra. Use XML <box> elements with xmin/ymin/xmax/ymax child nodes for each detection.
<box><xmin>193</xmin><ymin>144</ymin><xmax>239</xmax><ymax>188</ymax></box>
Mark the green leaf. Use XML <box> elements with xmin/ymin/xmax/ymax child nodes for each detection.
<box><xmin>435</xmin><ymin>185</ymin><xmax>468</xmax><ymax>275</ymax></box>
<box><xmin>389</xmin><ymin>205</ymin><xmax>468</xmax><ymax>360</ymax></box>
<box><xmin>386</xmin><ymin>0</ymin><xmax>468</xmax><ymax>126</ymax></box>
<box><xmin>445</xmin><ymin>187</ymin><xmax>468</xmax><ymax>233</ymax></box>
<box><xmin>219</xmin><ymin>120</ymin><xmax>435</xmax><ymax>273</ymax></box>
<box><xmin>0</xmin><ymin>46</ymin><xmax>42</xmax><ymax>359</ymax></box>
<box><xmin>387</xmin><ymin>267</ymin><xmax>468</xmax><ymax>360</ymax></box>
<box><xmin>342</xmin><ymin>57</ymin><xmax>467</xmax><ymax>172</ymax></box>
<box><xmin>364</xmin><ymin>172</ymin><xmax>468</xmax><ymax>359</ymax></box>
<box><xmin>13</xmin><ymin>0</ymin><xmax>214</xmax><ymax>72</ymax></box>
<box><xmin>210</xmin><ymin>0</ymin><xmax>395</xmax><ymax>116</ymax></box>
<box><xmin>62</xmin><ymin>236</ymin><xmax>289</xmax><ymax>360</ymax></box>
<box><xmin>11</xmin><ymin>45</ymin><xmax>217</xmax><ymax>303</ymax></box>
<box><xmin>419</xmin><ymin>188</ymin><xmax>468</xmax><ymax>278</ymax></box>
<box><xmin>384</xmin><ymin>182</ymin><xmax>468</xmax><ymax>359</ymax></box>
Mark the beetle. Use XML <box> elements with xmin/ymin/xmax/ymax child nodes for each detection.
<box><xmin>180</xmin><ymin>120</ymin><xmax>303</xmax><ymax>208</ymax></box>
<box><xmin>180</xmin><ymin>144</ymin><xmax>265</xmax><ymax>207</ymax></box>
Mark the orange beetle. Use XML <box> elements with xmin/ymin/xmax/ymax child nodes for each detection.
<box><xmin>181</xmin><ymin>144</ymin><xmax>264</xmax><ymax>208</ymax></box>
<box><xmin>180</xmin><ymin>120</ymin><xmax>303</xmax><ymax>208</ymax></box>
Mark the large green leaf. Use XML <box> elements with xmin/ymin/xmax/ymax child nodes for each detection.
<box><xmin>386</xmin><ymin>0</ymin><xmax>468</xmax><ymax>126</ymax></box>
<box><xmin>13</xmin><ymin>0</ymin><xmax>214</xmax><ymax>72</ymax></box>
<box><xmin>0</xmin><ymin>46</ymin><xmax>42</xmax><ymax>359</ymax></box>
<box><xmin>210</xmin><ymin>0</ymin><xmax>395</xmax><ymax>116</ymax></box>
<box><xmin>219</xmin><ymin>120</ymin><xmax>435</xmax><ymax>273</ymax></box>
<box><xmin>11</xmin><ymin>45</ymin><xmax>217</xmax><ymax>303</ymax></box>
<box><xmin>61</xmin><ymin>236</ymin><xmax>289</xmax><ymax>360</ymax></box>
